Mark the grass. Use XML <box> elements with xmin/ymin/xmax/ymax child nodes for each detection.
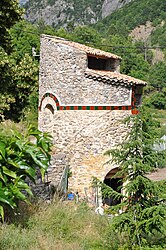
<box><xmin>0</xmin><ymin>201</ymin><xmax>118</xmax><ymax>250</ymax></box>
<box><xmin>0</xmin><ymin>200</ymin><xmax>165</xmax><ymax>250</ymax></box>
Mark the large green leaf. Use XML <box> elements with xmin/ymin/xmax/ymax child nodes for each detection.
<box><xmin>0</xmin><ymin>142</ymin><xmax>6</xmax><ymax>159</ymax></box>
<box><xmin>12</xmin><ymin>187</ymin><xmax>27</xmax><ymax>200</ymax></box>
<box><xmin>0</xmin><ymin>190</ymin><xmax>13</xmax><ymax>207</ymax></box>
<box><xmin>15</xmin><ymin>140</ymin><xmax>24</xmax><ymax>151</ymax></box>
<box><xmin>25</xmin><ymin>147</ymin><xmax>48</xmax><ymax>171</ymax></box>
<box><xmin>0</xmin><ymin>170</ymin><xmax>7</xmax><ymax>183</ymax></box>
<box><xmin>17</xmin><ymin>181</ymin><xmax>33</xmax><ymax>196</ymax></box>
<box><xmin>0</xmin><ymin>205</ymin><xmax>4</xmax><ymax>222</ymax></box>
<box><xmin>2</xmin><ymin>166</ymin><xmax>17</xmax><ymax>178</ymax></box>
<box><xmin>7</xmin><ymin>159</ymin><xmax>22</xmax><ymax>169</ymax></box>
<box><xmin>28</xmin><ymin>126</ymin><xmax>41</xmax><ymax>136</ymax></box>
<box><xmin>15</xmin><ymin>160</ymin><xmax>36</xmax><ymax>178</ymax></box>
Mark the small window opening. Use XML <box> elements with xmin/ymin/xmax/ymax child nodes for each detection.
<box><xmin>88</xmin><ymin>56</ymin><xmax>106</xmax><ymax>70</ymax></box>
<box><xmin>88</xmin><ymin>56</ymin><xmax>118</xmax><ymax>71</ymax></box>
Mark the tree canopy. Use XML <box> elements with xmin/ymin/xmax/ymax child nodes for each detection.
<box><xmin>0</xmin><ymin>4</ymin><xmax>39</xmax><ymax>122</ymax></box>
<box><xmin>0</xmin><ymin>0</ymin><xmax>23</xmax><ymax>53</ymax></box>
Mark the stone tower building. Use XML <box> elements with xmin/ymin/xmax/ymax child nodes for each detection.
<box><xmin>38</xmin><ymin>35</ymin><xmax>146</xmax><ymax>202</ymax></box>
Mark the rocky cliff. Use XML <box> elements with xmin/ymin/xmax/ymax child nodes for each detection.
<box><xmin>102</xmin><ymin>0</ymin><xmax>132</xmax><ymax>18</ymax></box>
<box><xmin>23</xmin><ymin>0</ymin><xmax>134</xmax><ymax>27</ymax></box>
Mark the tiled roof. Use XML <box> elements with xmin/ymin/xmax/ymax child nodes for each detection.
<box><xmin>49</xmin><ymin>36</ymin><xmax>121</xmax><ymax>60</ymax></box>
<box><xmin>85</xmin><ymin>69</ymin><xmax>147</xmax><ymax>86</ymax></box>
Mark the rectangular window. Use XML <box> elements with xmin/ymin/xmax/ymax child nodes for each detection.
<box><xmin>88</xmin><ymin>56</ymin><xmax>106</xmax><ymax>70</ymax></box>
<box><xmin>87</xmin><ymin>55</ymin><xmax>119</xmax><ymax>71</ymax></box>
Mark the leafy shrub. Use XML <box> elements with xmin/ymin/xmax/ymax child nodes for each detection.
<box><xmin>0</xmin><ymin>126</ymin><xmax>52</xmax><ymax>221</ymax></box>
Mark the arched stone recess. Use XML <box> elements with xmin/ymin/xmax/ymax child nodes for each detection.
<box><xmin>39</xmin><ymin>93</ymin><xmax>60</xmax><ymax>131</ymax></box>
<box><xmin>39</xmin><ymin>92</ymin><xmax>61</xmax><ymax>111</ymax></box>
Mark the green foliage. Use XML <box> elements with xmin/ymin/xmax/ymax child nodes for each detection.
<box><xmin>148</xmin><ymin>62</ymin><xmax>166</xmax><ymax>90</ymax></box>
<box><xmin>0</xmin><ymin>0</ymin><xmax>23</xmax><ymax>53</ymax></box>
<box><xmin>0</xmin><ymin>126</ymin><xmax>52</xmax><ymax>221</ymax></box>
<box><xmin>143</xmin><ymin>62</ymin><xmax>166</xmax><ymax>110</ymax></box>
<box><xmin>70</xmin><ymin>25</ymin><xmax>102</xmax><ymax>44</ymax></box>
<box><xmin>0</xmin><ymin>49</ymin><xmax>15</xmax><ymax>117</ymax></box>
<box><xmin>151</xmin><ymin>21</ymin><xmax>166</xmax><ymax>47</ymax></box>
<box><xmin>0</xmin><ymin>2</ymin><xmax>40</xmax><ymax>122</ymax></box>
<box><xmin>8</xmin><ymin>20</ymin><xmax>58</xmax><ymax>122</ymax></box>
<box><xmin>0</xmin><ymin>51</ymin><xmax>39</xmax><ymax>121</ymax></box>
<box><xmin>93</xmin><ymin>108</ymin><xmax>166</xmax><ymax>248</ymax></box>
<box><xmin>146</xmin><ymin>88</ymin><xmax>166</xmax><ymax>110</ymax></box>
<box><xmin>10</xmin><ymin>20</ymin><xmax>40</xmax><ymax>59</ymax></box>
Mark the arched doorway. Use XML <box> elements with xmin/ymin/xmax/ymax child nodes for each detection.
<box><xmin>103</xmin><ymin>167</ymin><xmax>123</xmax><ymax>206</ymax></box>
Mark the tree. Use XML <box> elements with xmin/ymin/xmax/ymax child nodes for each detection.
<box><xmin>0</xmin><ymin>126</ymin><xmax>52</xmax><ymax>222</ymax></box>
<box><xmin>0</xmin><ymin>0</ymin><xmax>23</xmax><ymax>53</ymax></box>
<box><xmin>4</xmin><ymin>54</ymin><xmax>39</xmax><ymax>121</ymax></box>
<box><xmin>10</xmin><ymin>20</ymin><xmax>40</xmax><ymax>60</ymax></box>
<box><xmin>149</xmin><ymin>62</ymin><xmax>166</xmax><ymax>91</ymax></box>
<box><xmin>93</xmin><ymin>107</ymin><xmax>166</xmax><ymax>248</ymax></box>
<box><xmin>0</xmin><ymin>3</ymin><xmax>40</xmax><ymax>121</ymax></box>
<box><xmin>144</xmin><ymin>62</ymin><xmax>166</xmax><ymax>110</ymax></box>
<box><xmin>0</xmin><ymin>0</ymin><xmax>22</xmax><ymax>120</ymax></box>
<box><xmin>69</xmin><ymin>26</ymin><xmax>102</xmax><ymax>45</ymax></box>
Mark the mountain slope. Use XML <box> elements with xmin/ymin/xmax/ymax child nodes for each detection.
<box><xmin>94</xmin><ymin>0</ymin><xmax>166</xmax><ymax>38</ymax></box>
<box><xmin>23</xmin><ymin>0</ymin><xmax>132</xmax><ymax>27</ymax></box>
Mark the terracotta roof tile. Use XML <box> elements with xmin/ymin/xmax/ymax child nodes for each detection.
<box><xmin>85</xmin><ymin>69</ymin><xmax>147</xmax><ymax>86</ymax></box>
<box><xmin>50</xmin><ymin>36</ymin><xmax>121</xmax><ymax>60</ymax></box>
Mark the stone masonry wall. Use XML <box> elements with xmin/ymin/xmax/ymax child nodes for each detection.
<box><xmin>39</xmin><ymin>36</ymin><xmax>131</xmax><ymax>107</ymax></box>
<box><xmin>39</xmin><ymin>107</ymin><xmax>130</xmax><ymax>200</ymax></box>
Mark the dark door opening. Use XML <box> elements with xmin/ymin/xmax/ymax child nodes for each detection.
<box><xmin>103</xmin><ymin>177</ymin><xmax>122</xmax><ymax>206</ymax></box>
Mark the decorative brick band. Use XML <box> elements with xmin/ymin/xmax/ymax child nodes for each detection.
<box><xmin>39</xmin><ymin>87</ymin><xmax>138</xmax><ymax>114</ymax></box>
<box><xmin>57</xmin><ymin>106</ymin><xmax>132</xmax><ymax>111</ymax></box>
